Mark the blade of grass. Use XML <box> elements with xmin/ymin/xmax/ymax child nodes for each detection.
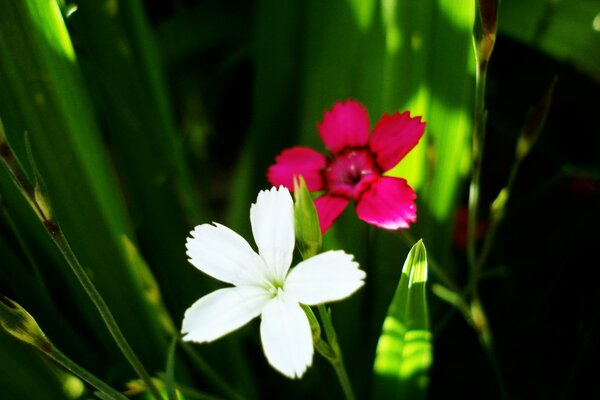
<box><xmin>0</xmin><ymin>0</ymin><xmax>170</xmax><ymax>381</ymax></box>
<box><xmin>372</xmin><ymin>240</ymin><xmax>431</xmax><ymax>399</ymax></box>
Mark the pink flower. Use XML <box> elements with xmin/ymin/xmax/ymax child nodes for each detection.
<box><xmin>267</xmin><ymin>99</ymin><xmax>425</xmax><ymax>232</ymax></box>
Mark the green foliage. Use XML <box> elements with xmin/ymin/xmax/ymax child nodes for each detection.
<box><xmin>372</xmin><ymin>240</ymin><xmax>431</xmax><ymax>399</ymax></box>
<box><xmin>0</xmin><ymin>0</ymin><xmax>597</xmax><ymax>399</ymax></box>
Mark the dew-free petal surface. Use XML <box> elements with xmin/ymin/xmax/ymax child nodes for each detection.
<box><xmin>314</xmin><ymin>195</ymin><xmax>349</xmax><ymax>233</ymax></box>
<box><xmin>186</xmin><ymin>223</ymin><xmax>268</xmax><ymax>286</ymax></box>
<box><xmin>260</xmin><ymin>295</ymin><xmax>313</xmax><ymax>379</ymax></box>
<box><xmin>182</xmin><ymin>286</ymin><xmax>270</xmax><ymax>343</ymax></box>
<box><xmin>356</xmin><ymin>176</ymin><xmax>417</xmax><ymax>229</ymax></box>
<box><xmin>250</xmin><ymin>187</ymin><xmax>295</xmax><ymax>282</ymax></box>
<box><xmin>267</xmin><ymin>146</ymin><xmax>327</xmax><ymax>191</ymax></box>
<box><xmin>317</xmin><ymin>100</ymin><xmax>370</xmax><ymax>153</ymax></box>
<box><xmin>369</xmin><ymin>112</ymin><xmax>425</xmax><ymax>171</ymax></box>
<box><xmin>285</xmin><ymin>250</ymin><xmax>365</xmax><ymax>305</ymax></box>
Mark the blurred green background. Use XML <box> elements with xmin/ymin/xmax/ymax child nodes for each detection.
<box><xmin>0</xmin><ymin>0</ymin><xmax>598</xmax><ymax>399</ymax></box>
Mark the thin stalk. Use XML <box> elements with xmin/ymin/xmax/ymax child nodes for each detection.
<box><xmin>49</xmin><ymin>229</ymin><xmax>163</xmax><ymax>400</ymax></box>
<box><xmin>0</xmin><ymin>139</ymin><xmax>163</xmax><ymax>400</ymax></box>
<box><xmin>476</xmin><ymin>160</ymin><xmax>519</xmax><ymax>271</ymax></box>
<box><xmin>468</xmin><ymin>0</ymin><xmax>498</xmax><ymax>292</ymax></box>
<box><xmin>477</xmin><ymin>76</ymin><xmax>557</xmax><ymax>271</ymax></box>
<box><xmin>43</xmin><ymin>344</ymin><xmax>129</xmax><ymax>400</ymax></box>
<box><xmin>180</xmin><ymin>342</ymin><xmax>245</xmax><ymax>400</ymax></box>
<box><xmin>316</xmin><ymin>304</ymin><xmax>355</xmax><ymax>400</ymax></box>
<box><xmin>471</xmin><ymin>299</ymin><xmax>510</xmax><ymax>400</ymax></box>
<box><xmin>466</xmin><ymin>59</ymin><xmax>487</xmax><ymax>288</ymax></box>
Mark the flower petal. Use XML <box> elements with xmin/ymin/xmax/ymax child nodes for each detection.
<box><xmin>317</xmin><ymin>99</ymin><xmax>370</xmax><ymax>154</ymax></box>
<box><xmin>267</xmin><ymin>147</ymin><xmax>327</xmax><ymax>192</ymax></box>
<box><xmin>250</xmin><ymin>187</ymin><xmax>295</xmax><ymax>283</ymax></box>
<box><xmin>314</xmin><ymin>195</ymin><xmax>349</xmax><ymax>233</ymax></box>
<box><xmin>186</xmin><ymin>223</ymin><xmax>268</xmax><ymax>286</ymax></box>
<box><xmin>356</xmin><ymin>176</ymin><xmax>417</xmax><ymax>229</ymax></box>
<box><xmin>260</xmin><ymin>295</ymin><xmax>313</xmax><ymax>379</ymax></box>
<box><xmin>181</xmin><ymin>286</ymin><xmax>270</xmax><ymax>343</ymax></box>
<box><xmin>285</xmin><ymin>250</ymin><xmax>365</xmax><ymax>305</ymax></box>
<box><xmin>368</xmin><ymin>111</ymin><xmax>425</xmax><ymax>171</ymax></box>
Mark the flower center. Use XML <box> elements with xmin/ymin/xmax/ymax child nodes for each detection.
<box><xmin>266</xmin><ymin>282</ymin><xmax>285</xmax><ymax>299</ymax></box>
<box><xmin>324</xmin><ymin>147</ymin><xmax>380</xmax><ymax>199</ymax></box>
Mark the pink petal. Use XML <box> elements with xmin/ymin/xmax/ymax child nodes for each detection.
<box><xmin>368</xmin><ymin>111</ymin><xmax>425</xmax><ymax>171</ymax></box>
<box><xmin>355</xmin><ymin>176</ymin><xmax>416</xmax><ymax>229</ymax></box>
<box><xmin>267</xmin><ymin>146</ymin><xmax>327</xmax><ymax>192</ymax></box>
<box><xmin>314</xmin><ymin>195</ymin><xmax>350</xmax><ymax>233</ymax></box>
<box><xmin>317</xmin><ymin>100</ymin><xmax>370</xmax><ymax>154</ymax></box>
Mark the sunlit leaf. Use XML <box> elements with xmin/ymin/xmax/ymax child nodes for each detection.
<box><xmin>373</xmin><ymin>240</ymin><xmax>431</xmax><ymax>399</ymax></box>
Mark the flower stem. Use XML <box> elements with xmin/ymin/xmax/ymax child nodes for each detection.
<box><xmin>43</xmin><ymin>343</ymin><xmax>129</xmax><ymax>400</ymax></box>
<box><xmin>0</xmin><ymin>138</ymin><xmax>163</xmax><ymax>400</ymax></box>
<box><xmin>466</xmin><ymin>57</ymin><xmax>487</xmax><ymax>289</ymax></box>
<box><xmin>49</xmin><ymin>229</ymin><xmax>163</xmax><ymax>400</ymax></box>
<box><xmin>179</xmin><ymin>341</ymin><xmax>245</xmax><ymax>400</ymax></box>
<box><xmin>316</xmin><ymin>304</ymin><xmax>355</xmax><ymax>400</ymax></box>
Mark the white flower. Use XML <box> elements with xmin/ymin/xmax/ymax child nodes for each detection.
<box><xmin>181</xmin><ymin>186</ymin><xmax>366</xmax><ymax>378</ymax></box>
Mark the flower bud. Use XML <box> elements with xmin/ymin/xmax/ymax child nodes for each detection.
<box><xmin>293</xmin><ymin>176</ymin><xmax>322</xmax><ymax>260</ymax></box>
<box><xmin>0</xmin><ymin>293</ymin><xmax>51</xmax><ymax>351</ymax></box>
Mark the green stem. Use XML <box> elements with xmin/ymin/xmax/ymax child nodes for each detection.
<box><xmin>471</xmin><ymin>299</ymin><xmax>510</xmax><ymax>400</ymax></box>
<box><xmin>50</xmin><ymin>229</ymin><xmax>163</xmax><ymax>400</ymax></box>
<box><xmin>0</xmin><ymin>140</ymin><xmax>163</xmax><ymax>400</ymax></box>
<box><xmin>476</xmin><ymin>159</ymin><xmax>520</xmax><ymax>271</ymax></box>
<box><xmin>316</xmin><ymin>305</ymin><xmax>355</xmax><ymax>400</ymax></box>
<box><xmin>180</xmin><ymin>342</ymin><xmax>245</xmax><ymax>400</ymax></box>
<box><xmin>44</xmin><ymin>344</ymin><xmax>129</xmax><ymax>400</ymax></box>
<box><xmin>329</xmin><ymin>355</ymin><xmax>355</xmax><ymax>400</ymax></box>
<box><xmin>467</xmin><ymin>58</ymin><xmax>487</xmax><ymax>288</ymax></box>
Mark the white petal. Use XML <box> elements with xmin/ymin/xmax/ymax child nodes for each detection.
<box><xmin>186</xmin><ymin>223</ymin><xmax>269</xmax><ymax>286</ymax></box>
<box><xmin>260</xmin><ymin>294</ymin><xmax>313</xmax><ymax>379</ymax></box>
<box><xmin>250</xmin><ymin>186</ymin><xmax>295</xmax><ymax>283</ymax></box>
<box><xmin>182</xmin><ymin>286</ymin><xmax>270</xmax><ymax>343</ymax></box>
<box><xmin>285</xmin><ymin>250</ymin><xmax>365</xmax><ymax>305</ymax></box>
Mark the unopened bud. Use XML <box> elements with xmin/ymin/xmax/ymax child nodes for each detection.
<box><xmin>473</xmin><ymin>0</ymin><xmax>499</xmax><ymax>66</ymax></box>
<box><xmin>293</xmin><ymin>176</ymin><xmax>322</xmax><ymax>260</ymax></box>
<box><xmin>0</xmin><ymin>294</ymin><xmax>51</xmax><ymax>351</ymax></box>
<box><xmin>516</xmin><ymin>77</ymin><xmax>557</xmax><ymax>161</ymax></box>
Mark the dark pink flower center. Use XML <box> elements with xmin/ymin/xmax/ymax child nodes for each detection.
<box><xmin>323</xmin><ymin>147</ymin><xmax>381</xmax><ymax>199</ymax></box>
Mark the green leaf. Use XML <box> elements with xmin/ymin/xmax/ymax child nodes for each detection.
<box><xmin>0</xmin><ymin>332</ymin><xmax>66</xmax><ymax>399</ymax></box>
<box><xmin>0</xmin><ymin>0</ymin><xmax>169</xmax><ymax>372</ymax></box>
<box><xmin>94</xmin><ymin>392</ymin><xmax>114</xmax><ymax>400</ymax></box>
<box><xmin>499</xmin><ymin>0</ymin><xmax>600</xmax><ymax>80</ymax></box>
<box><xmin>67</xmin><ymin>0</ymin><xmax>208</xmax><ymax>315</ymax></box>
<box><xmin>372</xmin><ymin>240</ymin><xmax>432</xmax><ymax>399</ymax></box>
<box><xmin>165</xmin><ymin>336</ymin><xmax>178</xmax><ymax>400</ymax></box>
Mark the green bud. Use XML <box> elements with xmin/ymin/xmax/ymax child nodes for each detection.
<box><xmin>293</xmin><ymin>176</ymin><xmax>322</xmax><ymax>260</ymax></box>
<box><xmin>516</xmin><ymin>77</ymin><xmax>557</xmax><ymax>161</ymax></box>
<box><xmin>490</xmin><ymin>187</ymin><xmax>508</xmax><ymax>223</ymax></box>
<box><xmin>473</xmin><ymin>0</ymin><xmax>499</xmax><ymax>66</ymax></box>
<box><xmin>0</xmin><ymin>293</ymin><xmax>51</xmax><ymax>351</ymax></box>
<box><xmin>25</xmin><ymin>132</ymin><xmax>53</xmax><ymax>221</ymax></box>
<box><xmin>0</xmin><ymin>118</ymin><xmax>6</xmax><ymax>145</ymax></box>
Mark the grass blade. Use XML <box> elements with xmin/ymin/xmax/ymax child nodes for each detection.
<box><xmin>373</xmin><ymin>240</ymin><xmax>431</xmax><ymax>399</ymax></box>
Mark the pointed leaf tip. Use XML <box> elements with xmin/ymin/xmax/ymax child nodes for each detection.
<box><xmin>373</xmin><ymin>240</ymin><xmax>431</xmax><ymax>398</ymax></box>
